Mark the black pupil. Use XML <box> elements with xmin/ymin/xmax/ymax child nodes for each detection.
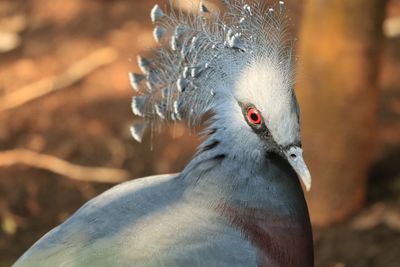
<box><xmin>250</xmin><ymin>112</ymin><xmax>259</xmax><ymax>122</ymax></box>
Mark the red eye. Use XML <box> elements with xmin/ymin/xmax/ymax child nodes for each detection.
<box><xmin>247</xmin><ymin>107</ymin><xmax>262</xmax><ymax>125</ymax></box>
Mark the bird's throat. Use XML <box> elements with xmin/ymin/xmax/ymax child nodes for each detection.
<box><xmin>213</xmin><ymin>155</ymin><xmax>314</xmax><ymax>267</ymax></box>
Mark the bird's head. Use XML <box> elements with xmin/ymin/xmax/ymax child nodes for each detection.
<box><xmin>211</xmin><ymin>58</ymin><xmax>311</xmax><ymax>191</ymax></box>
<box><xmin>129</xmin><ymin>0</ymin><xmax>311</xmax><ymax>190</ymax></box>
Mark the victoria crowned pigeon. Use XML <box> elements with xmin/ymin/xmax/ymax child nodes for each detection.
<box><xmin>14</xmin><ymin>0</ymin><xmax>314</xmax><ymax>266</ymax></box>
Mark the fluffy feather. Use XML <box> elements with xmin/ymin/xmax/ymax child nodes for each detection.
<box><xmin>130</xmin><ymin>0</ymin><xmax>294</xmax><ymax>136</ymax></box>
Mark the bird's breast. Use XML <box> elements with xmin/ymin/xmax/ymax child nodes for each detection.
<box><xmin>216</xmin><ymin>202</ymin><xmax>313</xmax><ymax>267</ymax></box>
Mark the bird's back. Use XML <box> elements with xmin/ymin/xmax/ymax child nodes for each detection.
<box><xmin>13</xmin><ymin>174</ymin><xmax>177</xmax><ymax>266</ymax></box>
<box><xmin>13</xmin><ymin>173</ymin><xmax>259</xmax><ymax>267</ymax></box>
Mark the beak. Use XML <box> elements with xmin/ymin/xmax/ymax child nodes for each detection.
<box><xmin>283</xmin><ymin>146</ymin><xmax>312</xmax><ymax>191</ymax></box>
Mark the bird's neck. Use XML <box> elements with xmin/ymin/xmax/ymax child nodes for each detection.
<box><xmin>182</xmin><ymin>133</ymin><xmax>314</xmax><ymax>266</ymax></box>
<box><xmin>184</xmin><ymin>130</ymin><xmax>311</xmax><ymax>217</ymax></box>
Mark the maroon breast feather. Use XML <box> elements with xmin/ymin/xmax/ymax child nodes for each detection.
<box><xmin>216</xmin><ymin>202</ymin><xmax>313</xmax><ymax>267</ymax></box>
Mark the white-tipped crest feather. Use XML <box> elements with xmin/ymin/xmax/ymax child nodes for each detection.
<box><xmin>151</xmin><ymin>5</ymin><xmax>165</xmax><ymax>23</ymax></box>
<box><xmin>128</xmin><ymin>73</ymin><xmax>145</xmax><ymax>91</ymax></box>
<box><xmin>129</xmin><ymin>0</ymin><xmax>294</xmax><ymax>141</ymax></box>
<box><xmin>137</xmin><ymin>56</ymin><xmax>151</xmax><ymax>74</ymax></box>
<box><xmin>130</xmin><ymin>123</ymin><xmax>148</xmax><ymax>142</ymax></box>
<box><xmin>132</xmin><ymin>95</ymin><xmax>148</xmax><ymax>117</ymax></box>
<box><xmin>153</xmin><ymin>26</ymin><xmax>166</xmax><ymax>43</ymax></box>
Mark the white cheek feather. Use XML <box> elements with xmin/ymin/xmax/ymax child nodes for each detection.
<box><xmin>235</xmin><ymin>61</ymin><xmax>299</xmax><ymax>146</ymax></box>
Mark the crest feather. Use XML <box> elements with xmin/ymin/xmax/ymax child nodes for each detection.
<box><xmin>130</xmin><ymin>123</ymin><xmax>148</xmax><ymax>142</ymax></box>
<box><xmin>129</xmin><ymin>0</ymin><xmax>293</xmax><ymax>141</ymax></box>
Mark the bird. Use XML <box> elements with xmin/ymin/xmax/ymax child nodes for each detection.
<box><xmin>14</xmin><ymin>0</ymin><xmax>314</xmax><ymax>266</ymax></box>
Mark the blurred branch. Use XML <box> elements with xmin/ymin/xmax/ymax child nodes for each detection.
<box><xmin>0</xmin><ymin>47</ymin><xmax>119</xmax><ymax>112</ymax></box>
<box><xmin>351</xmin><ymin>203</ymin><xmax>400</xmax><ymax>231</ymax></box>
<box><xmin>384</xmin><ymin>17</ymin><xmax>400</xmax><ymax>38</ymax></box>
<box><xmin>0</xmin><ymin>149</ymin><xmax>129</xmax><ymax>183</ymax></box>
<box><xmin>0</xmin><ymin>14</ymin><xmax>26</xmax><ymax>53</ymax></box>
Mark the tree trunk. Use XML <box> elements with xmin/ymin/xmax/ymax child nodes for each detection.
<box><xmin>297</xmin><ymin>0</ymin><xmax>388</xmax><ymax>225</ymax></box>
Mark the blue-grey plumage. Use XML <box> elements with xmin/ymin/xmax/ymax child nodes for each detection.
<box><xmin>14</xmin><ymin>153</ymin><xmax>312</xmax><ymax>267</ymax></box>
<box><xmin>14</xmin><ymin>0</ymin><xmax>314</xmax><ymax>266</ymax></box>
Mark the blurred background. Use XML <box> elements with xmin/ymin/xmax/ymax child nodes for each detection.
<box><xmin>0</xmin><ymin>0</ymin><xmax>399</xmax><ymax>266</ymax></box>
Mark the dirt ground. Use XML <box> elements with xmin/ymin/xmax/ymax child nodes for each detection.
<box><xmin>0</xmin><ymin>0</ymin><xmax>399</xmax><ymax>266</ymax></box>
